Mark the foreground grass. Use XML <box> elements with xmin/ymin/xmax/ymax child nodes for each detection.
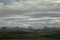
<box><xmin>0</xmin><ymin>30</ymin><xmax>60</xmax><ymax>40</ymax></box>
<box><xmin>0</xmin><ymin>39</ymin><xmax>60</xmax><ymax>40</ymax></box>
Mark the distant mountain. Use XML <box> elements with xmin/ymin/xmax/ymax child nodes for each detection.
<box><xmin>0</xmin><ymin>26</ymin><xmax>60</xmax><ymax>32</ymax></box>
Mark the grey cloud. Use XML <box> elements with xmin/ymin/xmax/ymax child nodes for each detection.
<box><xmin>25</xmin><ymin>12</ymin><xmax>60</xmax><ymax>18</ymax></box>
<box><xmin>16</xmin><ymin>0</ymin><xmax>26</xmax><ymax>1</ymax></box>
<box><xmin>0</xmin><ymin>0</ymin><xmax>60</xmax><ymax>18</ymax></box>
<box><xmin>0</xmin><ymin>9</ymin><xmax>60</xmax><ymax>18</ymax></box>
<box><xmin>0</xmin><ymin>0</ymin><xmax>13</xmax><ymax>5</ymax></box>
<box><xmin>0</xmin><ymin>0</ymin><xmax>60</xmax><ymax>28</ymax></box>
<box><xmin>0</xmin><ymin>0</ymin><xmax>26</xmax><ymax>5</ymax></box>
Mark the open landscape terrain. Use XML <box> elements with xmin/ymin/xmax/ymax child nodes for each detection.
<box><xmin>0</xmin><ymin>30</ymin><xmax>60</xmax><ymax>40</ymax></box>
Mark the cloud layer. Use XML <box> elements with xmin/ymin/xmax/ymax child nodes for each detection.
<box><xmin>0</xmin><ymin>0</ymin><xmax>60</xmax><ymax>28</ymax></box>
<box><xmin>0</xmin><ymin>0</ymin><xmax>60</xmax><ymax>17</ymax></box>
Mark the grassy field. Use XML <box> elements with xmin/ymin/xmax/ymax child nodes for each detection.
<box><xmin>0</xmin><ymin>38</ymin><xmax>60</xmax><ymax>40</ymax></box>
<box><xmin>0</xmin><ymin>30</ymin><xmax>60</xmax><ymax>40</ymax></box>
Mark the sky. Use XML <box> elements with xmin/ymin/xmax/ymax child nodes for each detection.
<box><xmin>0</xmin><ymin>0</ymin><xmax>60</xmax><ymax>28</ymax></box>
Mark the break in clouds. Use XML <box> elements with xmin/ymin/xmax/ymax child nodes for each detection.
<box><xmin>0</xmin><ymin>0</ymin><xmax>60</xmax><ymax>28</ymax></box>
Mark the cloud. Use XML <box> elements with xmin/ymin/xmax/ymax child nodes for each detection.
<box><xmin>0</xmin><ymin>0</ymin><xmax>60</xmax><ymax>17</ymax></box>
<box><xmin>0</xmin><ymin>17</ymin><xmax>60</xmax><ymax>28</ymax></box>
<box><xmin>0</xmin><ymin>0</ymin><xmax>60</xmax><ymax>28</ymax></box>
<box><xmin>0</xmin><ymin>0</ymin><xmax>60</xmax><ymax>10</ymax></box>
<box><xmin>25</xmin><ymin>11</ymin><xmax>60</xmax><ymax>18</ymax></box>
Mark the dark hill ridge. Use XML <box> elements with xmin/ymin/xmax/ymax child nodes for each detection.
<box><xmin>0</xmin><ymin>26</ymin><xmax>60</xmax><ymax>32</ymax></box>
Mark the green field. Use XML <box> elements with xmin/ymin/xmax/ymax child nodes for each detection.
<box><xmin>0</xmin><ymin>30</ymin><xmax>60</xmax><ymax>40</ymax></box>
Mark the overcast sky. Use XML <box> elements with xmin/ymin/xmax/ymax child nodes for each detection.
<box><xmin>0</xmin><ymin>0</ymin><xmax>60</xmax><ymax>28</ymax></box>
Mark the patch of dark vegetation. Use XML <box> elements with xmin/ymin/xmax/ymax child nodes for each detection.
<box><xmin>41</xmin><ymin>31</ymin><xmax>60</xmax><ymax>39</ymax></box>
<box><xmin>0</xmin><ymin>30</ymin><xmax>60</xmax><ymax>39</ymax></box>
